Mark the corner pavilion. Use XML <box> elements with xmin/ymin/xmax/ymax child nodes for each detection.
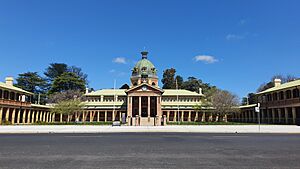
<box><xmin>84</xmin><ymin>51</ymin><xmax>204</xmax><ymax>126</ymax></box>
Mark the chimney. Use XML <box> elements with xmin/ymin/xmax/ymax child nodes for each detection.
<box><xmin>199</xmin><ymin>88</ymin><xmax>203</xmax><ymax>95</ymax></box>
<box><xmin>85</xmin><ymin>88</ymin><xmax>89</xmax><ymax>94</ymax></box>
<box><xmin>274</xmin><ymin>79</ymin><xmax>282</xmax><ymax>87</ymax></box>
<box><xmin>5</xmin><ymin>77</ymin><xmax>14</xmax><ymax>86</ymax></box>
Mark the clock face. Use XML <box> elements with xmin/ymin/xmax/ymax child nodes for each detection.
<box><xmin>142</xmin><ymin>86</ymin><xmax>147</xmax><ymax>91</ymax></box>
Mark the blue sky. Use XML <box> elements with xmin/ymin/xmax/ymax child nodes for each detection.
<box><xmin>0</xmin><ymin>0</ymin><xmax>299</xmax><ymax>98</ymax></box>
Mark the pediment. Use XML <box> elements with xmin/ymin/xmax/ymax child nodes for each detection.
<box><xmin>126</xmin><ymin>83</ymin><xmax>164</xmax><ymax>94</ymax></box>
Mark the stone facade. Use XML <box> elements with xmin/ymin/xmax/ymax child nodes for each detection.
<box><xmin>0</xmin><ymin>77</ymin><xmax>52</xmax><ymax>125</ymax></box>
<box><xmin>233</xmin><ymin>79</ymin><xmax>300</xmax><ymax>125</ymax></box>
<box><xmin>84</xmin><ymin>52</ymin><xmax>204</xmax><ymax>126</ymax></box>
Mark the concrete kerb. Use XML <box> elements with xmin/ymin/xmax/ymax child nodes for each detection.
<box><xmin>0</xmin><ymin>125</ymin><xmax>300</xmax><ymax>134</ymax></box>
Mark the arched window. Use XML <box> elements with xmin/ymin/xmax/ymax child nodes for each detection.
<box><xmin>152</xmin><ymin>82</ymin><xmax>156</xmax><ymax>86</ymax></box>
<box><xmin>286</xmin><ymin>90</ymin><xmax>292</xmax><ymax>99</ymax></box>
<box><xmin>133</xmin><ymin>82</ymin><xmax>137</xmax><ymax>86</ymax></box>
<box><xmin>293</xmin><ymin>88</ymin><xmax>299</xmax><ymax>98</ymax></box>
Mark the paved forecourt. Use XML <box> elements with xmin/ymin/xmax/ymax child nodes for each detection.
<box><xmin>0</xmin><ymin>125</ymin><xmax>300</xmax><ymax>134</ymax></box>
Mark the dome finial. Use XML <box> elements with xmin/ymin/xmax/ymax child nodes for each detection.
<box><xmin>141</xmin><ymin>50</ymin><xmax>148</xmax><ymax>59</ymax></box>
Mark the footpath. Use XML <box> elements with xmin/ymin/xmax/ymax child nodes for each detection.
<box><xmin>0</xmin><ymin>125</ymin><xmax>300</xmax><ymax>134</ymax></box>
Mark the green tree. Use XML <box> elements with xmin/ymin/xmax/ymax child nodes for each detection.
<box><xmin>51</xmin><ymin>100</ymin><xmax>84</xmax><ymax>122</ymax></box>
<box><xmin>242</xmin><ymin>93</ymin><xmax>258</xmax><ymax>105</ymax></box>
<box><xmin>49</xmin><ymin>72</ymin><xmax>86</xmax><ymax>94</ymax></box>
<box><xmin>161</xmin><ymin>68</ymin><xmax>176</xmax><ymax>89</ymax></box>
<box><xmin>15</xmin><ymin>72</ymin><xmax>48</xmax><ymax>104</ymax></box>
<box><xmin>120</xmin><ymin>84</ymin><xmax>130</xmax><ymax>89</ymax></box>
<box><xmin>193</xmin><ymin>97</ymin><xmax>212</xmax><ymax>122</ymax></box>
<box><xmin>182</xmin><ymin>77</ymin><xmax>202</xmax><ymax>92</ymax></box>
<box><xmin>68</xmin><ymin>66</ymin><xmax>88</xmax><ymax>84</ymax></box>
<box><xmin>241</xmin><ymin>97</ymin><xmax>248</xmax><ymax>105</ymax></box>
<box><xmin>15</xmin><ymin>72</ymin><xmax>47</xmax><ymax>93</ymax></box>
<box><xmin>175</xmin><ymin>75</ymin><xmax>184</xmax><ymax>89</ymax></box>
<box><xmin>44</xmin><ymin>63</ymin><xmax>68</xmax><ymax>82</ymax></box>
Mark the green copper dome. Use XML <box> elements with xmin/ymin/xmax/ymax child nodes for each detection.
<box><xmin>132</xmin><ymin>51</ymin><xmax>157</xmax><ymax>77</ymax></box>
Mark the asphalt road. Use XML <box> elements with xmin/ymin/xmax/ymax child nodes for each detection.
<box><xmin>0</xmin><ymin>133</ymin><xmax>299</xmax><ymax>169</ymax></box>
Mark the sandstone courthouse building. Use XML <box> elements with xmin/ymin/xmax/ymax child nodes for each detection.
<box><xmin>1</xmin><ymin>51</ymin><xmax>299</xmax><ymax>126</ymax></box>
<box><xmin>84</xmin><ymin>51</ymin><xmax>204</xmax><ymax>126</ymax></box>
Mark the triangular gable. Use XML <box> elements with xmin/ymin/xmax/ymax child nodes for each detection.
<box><xmin>125</xmin><ymin>83</ymin><xmax>164</xmax><ymax>94</ymax></box>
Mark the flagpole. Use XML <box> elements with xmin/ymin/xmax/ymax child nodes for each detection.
<box><xmin>113</xmin><ymin>79</ymin><xmax>116</xmax><ymax>122</ymax></box>
<box><xmin>176</xmin><ymin>79</ymin><xmax>180</xmax><ymax>124</ymax></box>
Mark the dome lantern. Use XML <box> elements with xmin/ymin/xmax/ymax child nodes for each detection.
<box><xmin>141</xmin><ymin>51</ymin><xmax>148</xmax><ymax>59</ymax></box>
<box><xmin>130</xmin><ymin>51</ymin><xmax>159</xmax><ymax>88</ymax></box>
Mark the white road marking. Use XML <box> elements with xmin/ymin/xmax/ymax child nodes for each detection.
<box><xmin>213</xmin><ymin>136</ymin><xmax>249</xmax><ymax>138</ymax></box>
<box><xmin>64</xmin><ymin>136</ymin><xmax>104</xmax><ymax>138</ymax></box>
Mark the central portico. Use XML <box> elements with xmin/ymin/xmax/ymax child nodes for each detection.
<box><xmin>126</xmin><ymin>51</ymin><xmax>163</xmax><ymax>126</ymax></box>
<box><xmin>84</xmin><ymin>51</ymin><xmax>204</xmax><ymax>126</ymax></box>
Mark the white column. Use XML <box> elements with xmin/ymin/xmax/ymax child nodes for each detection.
<box><xmin>5</xmin><ymin>108</ymin><xmax>10</xmax><ymax>122</ymax></box>
<box><xmin>82</xmin><ymin>111</ymin><xmax>85</xmax><ymax>122</ymax></box>
<box><xmin>201</xmin><ymin>112</ymin><xmax>206</xmax><ymax>122</ymax></box>
<box><xmin>52</xmin><ymin>113</ymin><xmax>56</xmax><ymax>123</ymax></box>
<box><xmin>26</xmin><ymin>110</ymin><xmax>31</xmax><ymax>124</ymax></box>
<box><xmin>39</xmin><ymin>111</ymin><xmax>43</xmax><ymax>122</ymax></box>
<box><xmin>188</xmin><ymin>111</ymin><xmax>191</xmax><ymax>122</ymax></box>
<box><xmin>167</xmin><ymin>111</ymin><xmax>170</xmax><ymax>122</ymax></box>
<box><xmin>31</xmin><ymin>110</ymin><xmax>35</xmax><ymax>123</ymax></box>
<box><xmin>60</xmin><ymin>113</ymin><xmax>63</xmax><ymax>123</ymax></box>
<box><xmin>105</xmin><ymin>111</ymin><xmax>107</xmax><ymax>122</ymax></box>
<box><xmin>139</xmin><ymin>97</ymin><xmax>141</xmax><ymax>117</ymax></box>
<box><xmin>22</xmin><ymin>109</ymin><xmax>26</xmax><ymax>124</ymax></box>
<box><xmin>174</xmin><ymin>111</ymin><xmax>177</xmax><ymax>122</ymax></box>
<box><xmin>16</xmin><ymin>109</ymin><xmax>21</xmax><ymax>124</ymax></box>
<box><xmin>97</xmin><ymin>111</ymin><xmax>100</xmax><ymax>122</ymax></box>
<box><xmin>11</xmin><ymin>108</ymin><xmax>16</xmax><ymax>124</ymax></box>
<box><xmin>90</xmin><ymin>111</ymin><xmax>93</xmax><ymax>122</ymax></box>
<box><xmin>112</xmin><ymin>110</ymin><xmax>115</xmax><ymax>121</ymax></box>
<box><xmin>148</xmin><ymin>96</ymin><xmax>150</xmax><ymax>117</ymax></box>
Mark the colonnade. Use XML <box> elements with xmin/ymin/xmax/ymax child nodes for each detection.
<box><xmin>0</xmin><ymin>107</ymin><xmax>53</xmax><ymax>125</ymax></box>
<box><xmin>62</xmin><ymin>110</ymin><xmax>127</xmax><ymax>123</ymax></box>
<box><xmin>233</xmin><ymin>107</ymin><xmax>299</xmax><ymax>125</ymax></box>
<box><xmin>162</xmin><ymin>110</ymin><xmax>209</xmax><ymax>122</ymax></box>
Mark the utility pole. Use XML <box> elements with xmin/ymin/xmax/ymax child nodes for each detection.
<box><xmin>255</xmin><ymin>103</ymin><xmax>261</xmax><ymax>132</ymax></box>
